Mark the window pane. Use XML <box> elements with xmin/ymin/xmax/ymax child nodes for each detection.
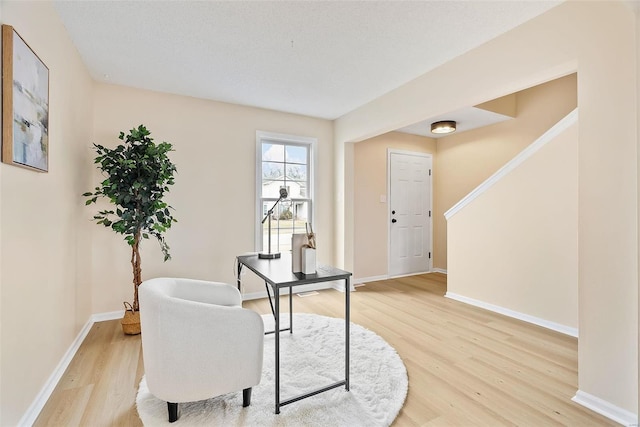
<box><xmin>291</xmin><ymin>201</ymin><xmax>310</xmax><ymax>224</ymax></box>
<box><xmin>296</xmin><ymin>183</ymin><xmax>308</xmax><ymax>198</ymax></box>
<box><xmin>262</xmin><ymin>143</ymin><xmax>284</xmax><ymax>162</ymax></box>
<box><xmin>258</xmin><ymin>135</ymin><xmax>314</xmax><ymax>254</ymax></box>
<box><xmin>262</xmin><ymin>180</ymin><xmax>286</xmax><ymax>198</ymax></box>
<box><xmin>262</xmin><ymin>161</ymin><xmax>283</xmax><ymax>180</ymax></box>
<box><xmin>262</xmin><ymin>201</ymin><xmax>295</xmax><ymax>253</ymax></box>
<box><xmin>284</xmin><ymin>180</ymin><xmax>306</xmax><ymax>198</ymax></box>
<box><xmin>285</xmin><ymin>164</ymin><xmax>306</xmax><ymax>181</ymax></box>
<box><xmin>260</xmin><ymin>201</ymin><xmax>312</xmax><ymax>254</ymax></box>
<box><xmin>286</xmin><ymin>145</ymin><xmax>307</xmax><ymax>164</ymax></box>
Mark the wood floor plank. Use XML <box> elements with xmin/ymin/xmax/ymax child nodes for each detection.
<box><xmin>34</xmin><ymin>273</ymin><xmax>615</xmax><ymax>426</ymax></box>
<box><xmin>34</xmin><ymin>384</ymin><xmax>94</xmax><ymax>427</ymax></box>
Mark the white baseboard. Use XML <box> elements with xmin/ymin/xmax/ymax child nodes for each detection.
<box><xmin>355</xmin><ymin>271</ymin><xmax>446</xmax><ymax>284</ymax></box>
<box><xmin>18</xmin><ymin>310</ymin><xmax>126</xmax><ymax>426</ymax></box>
<box><xmin>572</xmin><ymin>390</ymin><xmax>638</xmax><ymax>426</ymax></box>
<box><xmin>445</xmin><ymin>292</ymin><xmax>578</xmax><ymax>338</ymax></box>
<box><xmin>92</xmin><ymin>310</ymin><xmax>125</xmax><ymax>322</ymax></box>
<box><xmin>353</xmin><ymin>275</ymin><xmax>388</xmax><ymax>285</ymax></box>
<box><xmin>332</xmin><ymin>279</ymin><xmax>356</xmax><ymax>293</ymax></box>
<box><xmin>18</xmin><ymin>317</ymin><xmax>93</xmax><ymax>426</ymax></box>
<box><xmin>389</xmin><ymin>270</ymin><xmax>431</xmax><ymax>279</ymax></box>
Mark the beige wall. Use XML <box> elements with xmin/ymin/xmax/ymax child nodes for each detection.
<box><xmin>91</xmin><ymin>84</ymin><xmax>334</xmax><ymax>312</ymax></box>
<box><xmin>448</xmin><ymin>118</ymin><xmax>578</xmax><ymax>329</ymax></box>
<box><xmin>0</xmin><ymin>7</ymin><xmax>334</xmax><ymax>421</ymax></box>
<box><xmin>353</xmin><ymin>75</ymin><xmax>576</xmax><ymax>278</ymax></box>
<box><xmin>0</xmin><ymin>1</ymin><xmax>94</xmax><ymax>424</ymax></box>
<box><xmin>637</xmin><ymin>7</ymin><xmax>640</xmax><ymax>417</ymax></box>
<box><xmin>435</xmin><ymin>74</ymin><xmax>577</xmax><ymax>269</ymax></box>
<box><xmin>335</xmin><ymin>0</ymin><xmax>637</xmax><ymax>417</ymax></box>
<box><xmin>353</xmin><ymin>132</ymin><xmax>435</xmax><ymax>279</ymax></box>
<box><xmin>1</xmin><ymin>0</ymin><xmax>637</xmax><ymax>424</ymax></box>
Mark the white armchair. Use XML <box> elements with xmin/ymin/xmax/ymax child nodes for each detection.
<box><xmin>139</xmin><ymin>278</ymin><xmax>264</xmax><ymax>422</ymax></box>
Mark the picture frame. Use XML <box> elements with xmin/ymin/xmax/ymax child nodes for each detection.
<box><xmin>2</xmin><ymin>24</ymin><xmax>49</xmax><ymax>172</ymax></box>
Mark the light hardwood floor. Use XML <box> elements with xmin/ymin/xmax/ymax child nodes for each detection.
<box><xmin>34</xmin><ymin>273</ymin><xmax>614</xmax><ymax>426</ymax></box>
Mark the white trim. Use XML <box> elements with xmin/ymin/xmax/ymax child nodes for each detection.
<box><xmin>332</xmin><ymin>279</ymin><xmax>357</xmax><ymax>293</ymax></box>
<box><xmin>353</xmin><ymin>275</ymin><xmax>388</xmax><ymax>285</ymax></box>
<box><xmin>255</xmin><ymin>131</ymin><xmax>317</xmax><ymax>253</ymax></box>
<box><xmin>355</xmin><ymin>271</ymin><xmax>445</xmax><ymax>285</ymax></box>
<box><xmin>387</xmin><ymin>149</ymin><xmax>434</xmax><ymax>275</ymax></box>
<box><xmin>256</xmin><ymin>130</ymin><xmax>317</xmax><ymax>146</ymax></box>
<box><xmin>389</xmin><ymin>270</ymin><xmax>432</xmax><ymax>279</ymax></box>
<box><xmin>572</xmin><ymin>390</ymin><xmax>638</xmax><ymax>426</ymax></box>
<box><xmin>92</xmin><ymin>310</ymin><xmax>124</xmax><ymax>322</ymax></box>
<box><xmin>18</xmin><ymin>310</ymin><xmax>127</xmax><ymax>426</ymax></box>
<box><xmin>444</xmin><ymin>108</ymin><xmax>578</xmax><ymax>220</ymax></box>
<box><xmin>17</xmin><ymin>316</ymin><xmax>92</xmax><ymax>425</ymax></box>
<box><xmin>445</xmin><ymin>292</ymin><xmax>578</xmax><ymax>337</ymax></box>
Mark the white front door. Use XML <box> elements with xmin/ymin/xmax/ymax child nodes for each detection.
<box><xmin>389</xmin><ymin>151</ymin><xmax>432</xmax><ymax>277</ymax></box>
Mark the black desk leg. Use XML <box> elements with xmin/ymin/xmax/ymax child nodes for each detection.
<box><xmin>275</xmin><ymin>285</ymin><xmax>280</xmax><ymax>414</ymax></box>
<box><xmin>236</xmin><ymin>261</ymin><xmax>243</xmax><ymax>292</ymax></box>
<box><xmin>265</xmin><ymin>282</ymin><xmax>276</xmax><ymax>318</ymax></box>
<box><xmin>289</xmin><ymin>285</ymin><xmax>293</xmax><ymax>334</ymax></box>
<box><xmin>345</xmin><ymin>277</ymin><xmax>350</xmax><ymax>391</ymax></box>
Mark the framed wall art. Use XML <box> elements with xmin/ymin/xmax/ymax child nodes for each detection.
<box><xmin>2</xmin><ymin>24</ymin><xmax>49</xmax><ymax>172</ymax></box>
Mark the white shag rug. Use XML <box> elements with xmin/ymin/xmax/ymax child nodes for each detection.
<box><xmin>136</xmin><ymin>313</ymin><xmax>408</xmax><ymax>426</ymax></box>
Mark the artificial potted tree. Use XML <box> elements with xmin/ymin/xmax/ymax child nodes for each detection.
<box><xmin>83</xmin><ymin>125</ymin><xmax>177</xmax><ymax>335</ymax></box>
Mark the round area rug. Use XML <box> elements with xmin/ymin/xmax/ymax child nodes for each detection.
<box><xmin>136</xmin><ymin>313</ymin><xmax>408</xmax><ymax>426</ymax></box>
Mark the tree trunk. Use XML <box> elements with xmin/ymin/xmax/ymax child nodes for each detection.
<box><xmin>131</xmin><ymin>230</ymin><xmax>142</xmax><ymax>311</ymax></box>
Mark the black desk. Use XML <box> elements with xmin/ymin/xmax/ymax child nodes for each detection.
<box><xmin>236</xmin><ymin>253</ymin><xmax>352</xmax><ymax>414</ymax></box>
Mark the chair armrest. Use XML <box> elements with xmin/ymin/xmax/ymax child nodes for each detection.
<box><xmin>158</xmin><ymin>278</ymin><xmax>243</xmax><ymax>306</ymax></box>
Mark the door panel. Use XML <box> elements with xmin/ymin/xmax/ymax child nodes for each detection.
<box><xmin>389</xmin><ymin>152</ymin><xmax>431</xmax><ymax>276</ymax></box>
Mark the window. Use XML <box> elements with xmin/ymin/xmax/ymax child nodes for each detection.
<box><xmin>256</xmin><ymin>132</ymin><xmax>315</xmax><ymax>254</ymax></box>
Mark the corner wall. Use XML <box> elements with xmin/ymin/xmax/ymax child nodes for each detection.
<box><xmin>335</xmin><ymin>0</ymin><xmax>637</xmax><ymax>419</ymax></box>
<box><xmin>353</xmin><ymin>131</ymin><xmax>435</xmax><ymax>279</ymax></box>
<box><xmin>434</xmin><ymin>74</ymin><xmax>577</xmax><ymax>270</ymax></box>
<box><xmin>90</xmin><ymin>83</ymin><xmax>334</xmax><ymax>312</ymax></box>
<box><xmin>447</xmin><ymin>114</ymin><xmax>578</xmax><ymax>331</ymax></box>
<box><xmin>0</xmin><ymin>2</ymin><xmax>94</xmax><ymax>425</ymax></box>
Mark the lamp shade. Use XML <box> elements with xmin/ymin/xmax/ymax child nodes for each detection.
<box><xmin>431</xmin><ymin>120</ymin><xmax>456</xmax><ymax>134</ymax></box>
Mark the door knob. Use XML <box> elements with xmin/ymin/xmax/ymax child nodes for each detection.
<box><xmin>392</xmin><ymin>210</ymin><xmax>396</xmax><ymax>214</ymax></box>
<box><xmin>392</xmin><ymin>219</ymin><xmax>397</xmax><ymax>223</ymax></box>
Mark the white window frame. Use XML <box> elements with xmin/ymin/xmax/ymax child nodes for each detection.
<box><xmin>255</xmin><ymin>131</ymin><xmax>316</xmax><ymax>253</ymax></box>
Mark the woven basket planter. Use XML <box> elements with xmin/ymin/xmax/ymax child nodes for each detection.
<box><xmin>122</xmin><ymin>302</ymin><xmax>141</xmax><ymax>335</ymax></box>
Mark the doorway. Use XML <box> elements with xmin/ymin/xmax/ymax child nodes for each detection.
<box><xmin>388</xmin><ymin>150</ymin><xmax>432</xmax><ymax>277</ymax></box>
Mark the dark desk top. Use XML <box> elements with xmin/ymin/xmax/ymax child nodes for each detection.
<box><xmin>237</xmin><ymin>253</ymin><xmax>351</xmax><ymax>288</ymax></box>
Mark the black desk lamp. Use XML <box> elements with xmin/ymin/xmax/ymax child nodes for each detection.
<box><xmin>259</xmin><ymin>187</ymin><xmax>288</xmax><ymax>259</ymax></box>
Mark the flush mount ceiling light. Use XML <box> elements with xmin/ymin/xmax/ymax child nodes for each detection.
<box><xmin>431</xmin><ymin>120</ymin><xmax>457</xmax><ymax>134</ymax></box>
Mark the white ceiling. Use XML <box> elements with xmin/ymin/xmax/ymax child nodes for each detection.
<box><xmin>53</xmin><ymin>1</ymin><xmax>561</xmax><ymax>121</ymax></box>
<box><xmin>397</xmin><ymin>107</ymin><xmax>512</xmax><ymax>138</ymax></box>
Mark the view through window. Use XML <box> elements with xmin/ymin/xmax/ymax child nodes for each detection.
<box><xmin>257</xmin><ymin>133</ymin><xmax>314</xmax><ymax>254</ymax></box>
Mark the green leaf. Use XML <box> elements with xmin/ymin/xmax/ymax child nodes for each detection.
<box><xmin>84</xmin><ymin>125</ymin><xmax>177</xmax><ymax>263</ymax></box>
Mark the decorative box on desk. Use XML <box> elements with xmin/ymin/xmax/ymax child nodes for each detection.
<box><xmin>291</xmin><ymin>234</ymin><xmax>306</xmax><ymax>273</ymax></box>
<box><xmin>292</xmin><ymin>233</ymin><xmax>316</xmax><ymax>274</ymax></box>
<box><xmin>302</xmin><ymin>247</ymin><xmax>316</xmax><ymax>274</ymax></box>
